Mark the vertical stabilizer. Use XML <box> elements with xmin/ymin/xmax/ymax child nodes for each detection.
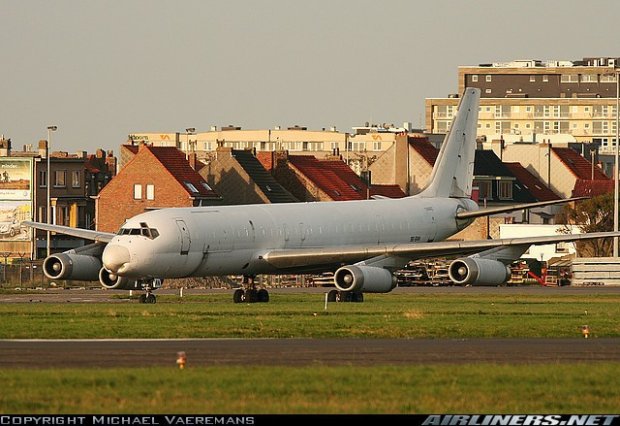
<box><xmin>417</xmin><ymin>88</ymin><xmax>480</xmax><ymax>199</ymax></box>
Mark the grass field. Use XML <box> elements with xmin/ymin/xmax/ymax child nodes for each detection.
<box><xmin>1</xmin><ymin>364</ymin><xmax>619</xmax><ymax>413</ymax></box>
<box><xmin>1</xmin><ymin>291</ymin><xmax>619</xmax><ymax>414</ymax></box>
<box><xmin>0</xmin><ymin>292</ymin><xmax>619</xmax><ymax>339</ymax></box>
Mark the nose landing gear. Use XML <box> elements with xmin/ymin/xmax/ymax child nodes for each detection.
<box><xmin>233</xmin><ymin>275</ymin><xmax>269</xmax><ymax>303</ymax></box>
<box><xmin>137</xmin><ymin>278</ymin><xmax>163</xmax><ymax>304</ymax></box>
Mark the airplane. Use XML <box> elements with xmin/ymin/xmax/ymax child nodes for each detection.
<box><xmin>24</xmin><ymin>88</ymin><xmax>619</xmax><ymax>303</ymax></box>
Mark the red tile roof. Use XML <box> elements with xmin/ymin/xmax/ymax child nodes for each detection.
<box><xmin>370</xmin><ymin>184</ymin><xmax>407</xmax><ymax>199</ymax></box>
<box><xmin>552</xmin><ymin>147</ymin><xmax>608</xmax><ymax>180</ymax></box>
<box><xmin>504</xmin><ymin>162</ymin><xmax>560</xmax><ymax>201</ymax></box>
<box><xmin>572</xmin><ymin>179</ymin><xmax>615</xmax><ymax>198</ymax></box>
<box><xmin>288</xmin><ymin>155</ymin><xmax>406</xmax><ymax>201</ymax></box>
<box><xmin>145</xmin><ymin>146</ymin><xmax>219</xmax><ymax>199</ymax></box>
<box><xmin>409</xmin><ymin>136</ymin><xmax>438</xmax><ymax>166</ymax></box>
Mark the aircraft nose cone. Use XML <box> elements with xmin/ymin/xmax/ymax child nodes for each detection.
<box><xmin>102</xmin><ymin>244</ymin><xmax>131</xmax><ymax>273</ymax></box>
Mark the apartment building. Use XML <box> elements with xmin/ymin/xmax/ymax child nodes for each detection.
<box><xmin>426</xmin><ymin>57</ymin><xmax>620</xmax><ymax>153</ymax></box>
<box><xmin>126</xmin><ymin>123</ymin><xmax>413</xmax><ymax>174</ymax></box>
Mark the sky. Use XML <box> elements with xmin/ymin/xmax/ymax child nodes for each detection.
<box><xmin>2</xmin><ymin>0</ymin><xmax>620</xmax><ymax>154</ymax></box>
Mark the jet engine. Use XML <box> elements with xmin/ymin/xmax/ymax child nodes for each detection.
<box><xmin>334</xmin><ymin>265</ymin><xmax>397</xmax><ymax>293</ymax></box>
<box><xmin>448</xmin><ymin>257</ymin><xmax>511</xmax><ymax>286</ymax></box>
<box><xmin>99</xmin><ymin>267</ymin><xmax>140</xmax><ymax>290</ymax></box>
<box><xmin>43</xmin><ymin>253</ymin><xmax>102</xmax><ymax>281</ymax></box>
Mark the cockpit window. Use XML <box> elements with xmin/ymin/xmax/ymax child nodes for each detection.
<box><xmin>117</xmin><ymin>226</ymin><xmax>160</xmax><ymax>239</ymax></box>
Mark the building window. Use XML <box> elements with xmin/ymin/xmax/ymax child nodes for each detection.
<box><xmin>530</xmin><ymin>75</ymin><xmax>536</xmax><ymax>82</ymax></box>
<box><xmin>580</xmin><ymin>74</ymin><xmax>597</xmax><ymax>83</ymax></box>
<box><xmin>373</xmin><ymin>141</ymin><xmax>381</xmax><ymax>151</ymax></box>
<box><xmin>71</xmin><ymin>171</ymin><xmax>80</xmax><ymax>188</ymax></box>
<box><xmin>146</xmin><ymin>184</ymin><xmax>155</xmax><ymax>200</ymax></box>
<box><xmin>472</xmin><ymin>75</ymin><xmax>478</xmax><ymax>82</ymax></box>
<box><xmin>561</xmin><ymin>74</ymin><xmax>579</xmax><ymax>83</ymax></box>
<box><xmin>474</xmin><ymin>180</ymin><xmax>493</xmax><ymax>200</ymax></box>
<box><xmin>498</xmin><ymin>181</ymin><xmax>513</xmax><ymax>200</ymax></box>
<box><xmin>39</xmin><ymin>170</ymin><xmax>46</xmax><ymax>187</ymax></box>
<box><xmin>57</xmin><ymin>206</ymin><xmax>69</xmax><ymax>226</ymax></box>
<box><xmin>485</xmin><ymin>75</ymin><xmax>492</xmax><ymax>82</ymax></box>
<box><xmin>600</xmin><ymin>74</ymin><xmax>616</xmax><ymax>83</ymax></box>
<box><xmin>485</xmin><ymin>89</ymin><xmax>492</xmax><ymax>94</ymax></box>
<box><xmin>184</xmin><ymin>182</ymin><xmax>199</xmax><ymax>193</ymax></box>
<box><xmin>133</xmin><ymin>184</ymin><xmax>142</xmax><ymax>199</ymax></box>
<box><xmin>542</xmin><ymin>75</ymin><xmax>549</xmax><ymax>82</ymax></box>
<box><xmin>54</xmin><ymin>170</ymin><xmax>66</xmax><ymax>188</ymax></box>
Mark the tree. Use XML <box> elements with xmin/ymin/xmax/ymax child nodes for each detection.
<box><xmin>557</xmin><ymin>193</ymin><xmax>614</xmax><ymax>257</ymax></box>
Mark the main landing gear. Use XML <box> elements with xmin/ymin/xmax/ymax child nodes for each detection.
<box><xmin>327</xmin><ymin>289</ymin><xmax>364</xmax><ymax>303</ymax></box>
<box><xmin>137</xmin><ymin>278</ymin><xmax>163</xmax><ymax>304</ymax></box>
<box><xmin>233</xmin><ymin>275</ymin><xmax>270</xmax><ymax>303</ymax></box>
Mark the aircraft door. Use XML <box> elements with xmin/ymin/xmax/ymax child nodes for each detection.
<box><xmin>424</xmin><ymin>207</ymin><xmax>437</xmax><ymax>242</ymax></box>
<box><xmin>175</xmin><ymin>219</ymin><xmax>191</xmax><ymax>255</ymax></box>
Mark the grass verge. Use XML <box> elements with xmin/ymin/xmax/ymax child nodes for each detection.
<box><xmin>0</xmin><ymin>293</ymin><xmax>619</xmax><ymax>339</ymax></box>
<box><xmin>1</xmin><ymin>363</ymin><xmax>618</xmax><ymax>414</ymax></box>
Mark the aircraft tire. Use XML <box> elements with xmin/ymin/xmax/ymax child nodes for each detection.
<box><xmin>146</xmin><ymin>294</ymin><xmax>156</xmax><ymax>304</ymax></box>
<box><xmin>351</xmin><ymin>292</ymin><xmax>364</xmax><ymax>303</ymax></box>
<box><xmin>233</xmin><ymin>289</ymin><xmax>244</xmax><ymax>303</ymax></box>
<box><xmin>245</xmin><ymin>289</ymin><xmax>258</xmax><ymax>303</ymax></box>
<box><xmin>336</xmin><ymin>291</ymin><xmax>352</xmax><ymax>303</ymax></box>
<box><xmin>327</xmin><ymin>289</ymin><xmax>338</xmax><ymax>302</ymax></box>
<box><xmin>139</xmin><ymin>294</ymin><xmax>147</xmax><ymax>304</ymax></box>
<box><xmin>257</xmin><ymin>289</ymin><xmax>269</xmax><ymax>303</ymax></box>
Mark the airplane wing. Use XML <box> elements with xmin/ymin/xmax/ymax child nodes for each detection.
<box><xmin>22</xmin><ymin>221</ymin><xmax>116</xmax><ymax>244</ymax></box>
<box><xmin>260</xmin><ymin>231</ymin><xmax>620</xmax><ymax>270</ymax></box>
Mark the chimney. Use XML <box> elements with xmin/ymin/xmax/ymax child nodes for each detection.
<box><xmin>38</xmin><ymin>140</ymin><xmax>48</xmax><ymax>158</ymax></box>
<box><xmin>75</xmin><ymin>151</ymin><xmax>87</xmax><ymax>159</ymax></box>
<box><xmin>0</xmin><ymin>137</ymin><xmax>12</xmax><ymax>157</ymax></box>
<box><xmin>188</xmin><ymin>152</ymin><xmax>197</xmax><ymax>170</ymax></box>
<box><xmin>96</xmin><ymin>149</ymin><xmax>105</xmax><ymax>159</ymax></box>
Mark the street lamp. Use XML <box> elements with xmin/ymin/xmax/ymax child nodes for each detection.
<box><xmin>186</xmin><ymin>127</ymin><xmax>195</xmax><ymax>152</ymax></box>
<box><xmin>615</xmin><ymin>71</ymin><xmax>619</xmax><ymax>257</ymax></box>
<box><xmin>46</xmin><ymin>125</ymin><xmax>57</xmax><ymax>258</ymax></box>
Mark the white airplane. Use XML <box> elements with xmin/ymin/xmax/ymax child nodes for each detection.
<box><xmin>24</xmin><ymin>88</ymin><xmax>617</xmax><ymax>303</ymax></box>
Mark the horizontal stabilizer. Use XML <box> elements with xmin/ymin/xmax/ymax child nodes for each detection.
<box><xmin>456</xmin><ymin>197</ymin><xmax>588</xmax><ymax>220</ymax></box>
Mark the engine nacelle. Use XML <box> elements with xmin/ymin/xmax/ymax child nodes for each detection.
<box><xmin>334</xmin><ymin>265</ymin><xmax>397</xmax><ymax>293</ymax></box>
<box><xmin>99</xmin><ymin>267</ymin><xmax>140</xmax><ymax>290</ymax></box>
<box><xmin>448</xmin><ymin>257</ymin><xmax>511</xmax><ymax>286</ymax></box>
<box><xmin>43</xmin><ymin>253</ymin><xmax>102</xmax><ymax>281</ymax></box>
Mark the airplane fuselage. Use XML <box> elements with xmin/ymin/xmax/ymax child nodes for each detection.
<box><xmin>104</xmin><ymin>196</ymin><xmax>478</xmax><ymax>280</ymax></box>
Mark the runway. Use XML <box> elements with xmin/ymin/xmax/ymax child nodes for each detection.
<box><xmin>2</xmin><ymin>284</ymin><xmax>620</xmax><ymax>303</ymax></box>
<box><xmin>1</xmin><ymin>338</ymin><xmax>619</xmax><ymax>368</ymax></box>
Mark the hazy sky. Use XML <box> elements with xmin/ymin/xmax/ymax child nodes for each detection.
<box><xmin>2</xmin><ymin>0</ymin><xmax>620</xmax><ymax>154</ymax></box>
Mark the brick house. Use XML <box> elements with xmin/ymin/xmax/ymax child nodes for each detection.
<box><xmin>490</xmin><ymin>141</ymin><xmax>609</xmax><ymax>198</ymax></box>
<box><xmin>259</xmin><ymin>151</ymin><xmax>406</xmax><ymax>202</ymax></box>
<box><xmin>368</xmin><ymin>134</ymin><xmax>440</xmax><ymax>195</ymax></box>
<box><xmin>198</xmin><ymin>147</ymin><xmax>297</xmax><ymax>205</ymax></box>
<box><xmin>95</xmin><ymin>144</ymin><xmax>221</xmax><ymax>232</ymax></box>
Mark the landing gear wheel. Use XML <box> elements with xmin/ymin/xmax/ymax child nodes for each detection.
<box><xmin>327</xmin><ymin>289</ymin><xmax>338</xmax><ymax>302</ymax></box>
<box><xmin>146</xmin><ymin>293</ymin><xmax>157</xmax><ymax>304</ymax></box>
<box><xmin>139</xmin><ymin>294</ymin><xmax>147</xmax><ymax>303</ymax></box>
<box><xmin>233</xmin><ymin>289</ymin><xmax>244</xmax><ymax>303</ymax></box>
<box><xmin>257</xmin><ymin>289</ymin><xmax>269</xmax><ymax>303</ymax></box>
<box><xmin>244</xmin><ymin>289</ymin><xmax>258</xmax><ymax>303</ymax></box>
<box><xmin>335</xmin><ymin>291</ymin><xmax>352</xmax><ymax>302</ymax></box>
<box><xmin>351</xmin><ymin>292</ymin><xmax>364</xmax><ymax>303</ymax></box>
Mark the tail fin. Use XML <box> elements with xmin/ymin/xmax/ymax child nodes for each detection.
<box><xmin>418</xmin><ymin>87</ymin><xmax>480</xmax><ymax>199</ymax></box>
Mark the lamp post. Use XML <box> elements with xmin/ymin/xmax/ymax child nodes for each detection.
<box><xmin>615</xmin><ymin>71</ymin><xmax>619</xmax><ymax>258</ymax></box>
<box><xmin>186</xmin><ymin>127</ymin><xmax>195</xmax><ymax>153</ymax></box>
<box><xmin>46</xmin><ymin>125</ymin><xmax>57</xmax><ymax>258</ymax></box>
